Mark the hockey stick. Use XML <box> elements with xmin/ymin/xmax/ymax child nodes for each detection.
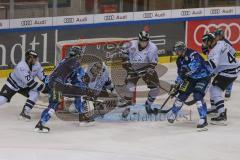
<box><xmin>157</xmin><ymin>86</ymin><xmax>196</xmax><ymax>114</ymax></box>
<box><xmin>35</xmin><ymin>103</ymin><xmax>48</xmax><ymax>109</ymax></box>
<box><xmin>158</xmin><ymin>94</ymin><xmax>172</xmax><ymax>113</ymax></box>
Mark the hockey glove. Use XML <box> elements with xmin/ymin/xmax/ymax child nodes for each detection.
<box><xmin>180</xmin><ymin>65</ymin><xmax>190</xmax><ymax>79</ymax></box>
<box><xmin>169</xmin><ymin>83</ymin><xmax>180</xmax><ymax>98</ymax></box>
<box><xmin>122</xmin><ymin>61</ymin><xmax>135</xmax><ymax>72</ymax></box>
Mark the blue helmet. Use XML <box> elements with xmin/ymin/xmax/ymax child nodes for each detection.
<box><xmin>68</xmin><ymin>46</ymin><xmax>83</xmax><ymax>57</ymax></box>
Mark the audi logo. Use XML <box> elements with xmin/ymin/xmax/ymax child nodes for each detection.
<box><xmin>143</xmin><ymin>13</ymin><xmax>153</xmax><ymax>18</ymax></box>
<box><xmin>194</xmin><ymin>23</ymin><xmax>240</xmax><ymax>46</ymax></box>
<box><xmin>181</xmin><ymin>11</ymin><xmax>191</xmax><ymax>16</ymax></box>
<box><xmin>64</xmin><ymin>18</ymin><xmax>74</xmax><ymax>23</ymax></box>
<box><xmin>104</xmin><ymin>15</ymin><xmax>114</xmax><ymax>21</ymax></box>
<box><xmin>210</xmin><ymin>9</ymin><xmax>220</xmax><ymax>15</ymax></box>
<box><xmin>21</xmin><ymin>20</ymin><xmax>32</xmax><ymax>26</ymax></box>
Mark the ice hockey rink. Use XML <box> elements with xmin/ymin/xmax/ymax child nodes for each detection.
<box><xmin>0</xmin><ymin>63</ymin><xmax>239</xmax><ymax>160</ymax></box>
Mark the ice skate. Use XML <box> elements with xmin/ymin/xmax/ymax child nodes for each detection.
<box><xmin>167</xmin><ymin>110</ymin><xmax>177</xmax><ymax>124</ymax></box>
<box><xmin>211</xmin><ymin>109</ymin><xmax>227</xmax><ymax>126</ymax></box>
<box><xmin>34</xmin><ymin>121</ymin><xmax>50</xmax><ymax>133</ymax></box>
<box><xmin>197</xmin><ymin>118</ymin><xmax>208</xmax><ymax>132</ymax></box>
<box><xmin>19</xmin><ymin>108</ymin><xmax>31</xmax><ymax>121</ymax></box>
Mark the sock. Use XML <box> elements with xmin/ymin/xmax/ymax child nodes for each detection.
<box><xmin>172</xmin><ymin>99</ymin><xmax>183</xmax><ymax>114</ymax></box>
<box><xmin>196</xmin><ymin>101</ymin><xmax>207</xmax><ymax>119</ymax></box>
<box><xmin>215</xmin><ymin>100</ymin><xmax>225</xmax><ymax>114</ymax></box>
<box><xmin>210</xmin><ymin>99</ymin><xmax>216</xmax><ymax>110</ymax></box>
<box><xmin>146</xmin><ymin>95</ymin><xmax>156</xmax><ymax>106</ymax></box>
<box><xmin>40</xmin><ymin>103</ymin><xmax>57</xmax><ymax>125</ymax></box>
<box><xmin>23</xmin><ymin>99</ymin><xmax>35</xmax><ymax>114</ymax></box>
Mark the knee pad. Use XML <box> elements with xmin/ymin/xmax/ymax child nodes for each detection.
<box><xmin>28</xmin><ymin>90</ymin><xmax>40</xmax><ymax>102</ymax></box>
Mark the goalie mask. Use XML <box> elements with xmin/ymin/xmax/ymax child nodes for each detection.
<box><xmin>90</xmin><ymin>62</ymin><xmax>103</xmax><ymax>78</ymax></box>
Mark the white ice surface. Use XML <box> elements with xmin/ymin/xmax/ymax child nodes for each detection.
<box><xmin>0</xmin><ymin>63</ymin><xmax>240</xmax><ymax>160</ymax></box>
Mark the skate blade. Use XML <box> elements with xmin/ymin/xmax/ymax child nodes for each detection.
<box><xmin>210</xmin><ymin>121</ymin><xmax>228</xmax><ymax>126</ymax></box>
<box><xmin>18</xmin><ymin>116</ymin><xmax>31</xmax><ymax>122</ymax></box>
<box><xmin>33</xmin><ymin>128</ymin><xmax>49</xmax><ymax>133</ymax></box>
<box><xmin>197</xmin><ymin>127</ymin><xmax>208</xmax><ymax>132</ymax></box>
<box><xmin>79</xmin><ymin>121</ymin><xmax>95</xmax><ymax>127</ymax></box>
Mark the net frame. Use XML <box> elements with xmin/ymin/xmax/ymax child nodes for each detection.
<box><xmin>56</xmin><ymin>38</ymin><xmax>133</xmax><ymax>64</ymax></box>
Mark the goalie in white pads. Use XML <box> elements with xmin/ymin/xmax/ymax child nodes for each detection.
<box><xmin>0</xmin><ymin>50</ymin><xmax>48</xmax><ymax>120</ymax></box>
<box><xmin>121</xmin><ymin>30</ymin><xmax>160</xmax><ymax>115</ymax></box>
<box><xmin>202</xmin><ymin>33</ymin><xmax>239</xmax><ymax>124</ymax></box>
<box><xmin>69</xmin><ymin>61</ymin><xmax>116</xmax><ymax>125</ymax></box>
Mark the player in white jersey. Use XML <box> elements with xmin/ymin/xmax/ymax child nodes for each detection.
<box><xmin>121</xmin><ymin>30</ymin><xmax>160</xmax><ymax>116</ymax></box>
<box><xmin>202</xmin><ymin>33</ymin><xmax>239</xmax><ymax>123</ymax></box>
<box><xmin>0</xmin><ymin>50</ymin><xmax>48</xmax><ymax>120</ymax></box>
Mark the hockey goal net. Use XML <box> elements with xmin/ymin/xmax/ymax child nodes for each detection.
<box><xmin>55</xmin><ymin>38</ymin><xmax>135</xmax><ymax>112</ymax></box>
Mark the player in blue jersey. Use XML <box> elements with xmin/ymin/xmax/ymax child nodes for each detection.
<box><xmin>34</xmin><ymin>46</ymin><xmax>89</xmax><ymax>133</ymax></box>
<box><xmin>167</xmin><ymin>41</ymin><xmax>212</xmax><ymax>129</ymax></box>
<box><xmin>67</xmin><ymin>66</ymin><xmax>87</xmax><ymax>114</ymax></box>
